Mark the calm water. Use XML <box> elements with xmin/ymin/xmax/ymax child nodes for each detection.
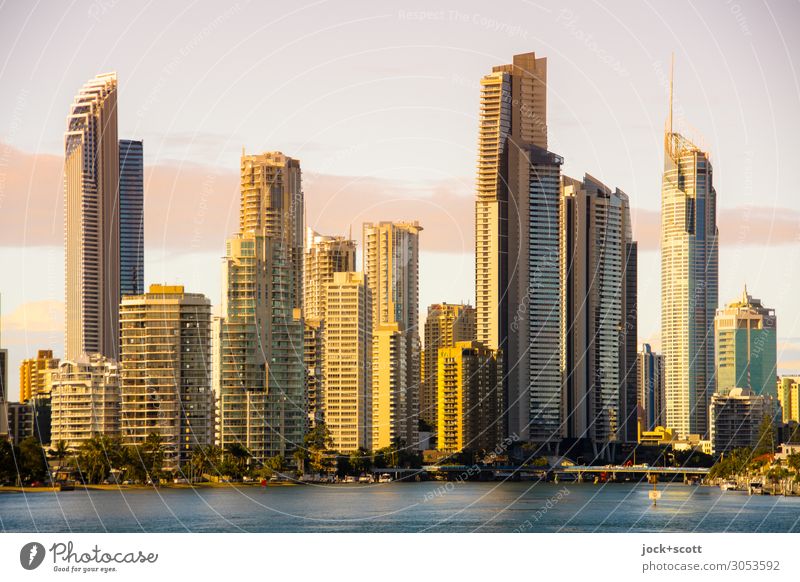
<box><xmin>2</xmin><ymin>482</ymin><xmax>799</xmax><ymax>533</ymax></box>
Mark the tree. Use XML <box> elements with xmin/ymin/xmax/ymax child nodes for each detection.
<box><xmin>304</xmin><ymin>423</ymin><xmax>334</xmax><ymax>474</ymax></box>
<box><xmin>225</xmin><ymin>442</ymin><xmax>251</xmax><ymax>477</ymax></box>
<box><xmin>139</xmin><ymin>433</ymin><xmax>166</xmax><ymax>483</ymax></box>
<box><xmin>18</xmin><ymin>437</ymin><xmax>48</xmax><ymax>484</ymax></box>
<box><xmin>349</xmin><ymin>447</ymin><xmax>373</xmax><ymax>475</ymax></box>
<box><xmin>188</xmin><ymin>445</ymin><xmax>222</xmax><ymax>482</ymax></box>
<box><xmin>261</xmin><ymin>455</ymin><xmax>287</xmax><ymax>479</ymax></box>
<box><xmin>754</xmin><ymin>415</ymin><xmax>776</xmax><ymax>456</ymax></box>
<box><xmin>76</xmin><ymin>437</ymin><xmax>113</xmax><ymax>484</ymax></box>
<box><xmin>0</xmin><ymin>439</ymin><xmax>20</xmax><ymax>485</ymax></box>
<box><xmin>48</xmin><ymin>440</ymin><xmax>70</xmax><ymax>470</ymax></box>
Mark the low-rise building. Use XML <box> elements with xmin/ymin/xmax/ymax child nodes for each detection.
<box><xmin>710</xmin><ymin>387</ymin><xmax>778</xmax><ymax>454</ymax></box>
<box><xmin>7</xmin><ymin>402</ymin><xmax>34</xmax><ymax>445</ymax></box>
<box><xmin>50</xmin><ymin>355</ymin><xmax>121</xmax><ymax>450</ymax></box>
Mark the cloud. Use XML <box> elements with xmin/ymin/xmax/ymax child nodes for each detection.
<box><xmin>2</xmin><ymin>141</ymin><xmax>799</xmax><ymax>254</ymax></box>
<box><xmin>1</xmin><ymin>300</ymin><xmax>64</xmax><ymax>333</ymax></box>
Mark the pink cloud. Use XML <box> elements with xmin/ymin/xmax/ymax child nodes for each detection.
<box><xmin>2</xmin><ymin>142</ymin><xmax>798</xmax><ymax>254</ymax></box>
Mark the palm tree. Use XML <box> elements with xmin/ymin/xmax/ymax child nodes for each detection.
<box><xmin>225</xmin><ymin>443</ymin><xmax>251</xmax><ymax>477</ymax></box>
<box><xmin>142</xmin><ymin>433</ymin><xmax>166</xmax><ymax>483</ymax></box>
<box><xmin>48</xmin><ymin>440</ymin><xmax>70</xmax><ymax>471</ymax></box>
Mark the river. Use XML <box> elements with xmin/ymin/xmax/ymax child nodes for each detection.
<box><xmin>1</xmin><ymin>482</ymin><xmax>799</xmax><ymax>533</ymax></box>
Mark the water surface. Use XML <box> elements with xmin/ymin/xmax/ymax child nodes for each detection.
<box><xmin>1</xmin><ymin>482</ymin><xmax>798</xmax><ymax>533</ymax></box>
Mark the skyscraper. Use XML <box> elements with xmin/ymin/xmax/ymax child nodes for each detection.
<box><xmin>119</xmin><ymin>139</ymin><xmax>144</xmax><ymax>296</ymax></box>
<box><xmin>638</xmin><ymin>344</ymin><xmax>665</xmax><ymax>432</ymax></box>
<box><xmin>65</xmin><ymin>72</ymin><xmax>120</xmax><ymax>360</ymax></box>
<box><xmin>323</xmin><ymin>271</ymin><xmax>371</xmax><ymax>452</ymax></box>
<box><xmin>715</xmin><ymin>287</ymin><xmax>777</xmax><ymax>397</ymax></box>
<box><xmin>422</xmin><ymin>303</ymin><xmax>476</xmax><ymax>427</ymax></box>
<box><xmin>120</xmin><ymin>285</ymin><xmax>213</xmax><ymax>468</ymax></box>
<box><xmin>303</xmin><ymin>228</ymin><xmax>357</xmax><ymax>423</ymax></box>
<box><xmin>561</xmin><ymin>174</ymin><xmax>637</xmax><ymax>444</ymax></box>
<box><xmin>363</xmin><ymin>221</ymin><xmax>422</xmax><ymax>451</ymax></box>
<box><xmin>303</xmin><ymin>228</ymin><xmax>357</xmax><ymax>322</ymax></box>
<box><xmin>661</xmin><ymin>62</ymin><xmax>719</xmax><ymax>438</ymax></box>
<box><xmin>474</xmin><ymin>53</ymin><xmax>563</xmax><ymax>444</ymax></box>
<box><xmin>240</xmin><ymin>151</ymin><xmax>304</xmax><ymax>310</ymax></box>
<box><xmin>218</xmin><ymin>231</ymin><xmax>305</xmax><ymax>462</ymax></box>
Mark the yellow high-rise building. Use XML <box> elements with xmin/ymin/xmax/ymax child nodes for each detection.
<box><xmin>421</xmin><ymin>304</ymin><xmax>475</xmax><ymax>427</ymax></box>
<box><xmin>778</xmin><ymin>376</ymin><xmax>800</xmax><ymax>423</ymax></box>
<box><xmin>371</xmin><ymin>323</ymin><xmax>407</xmax><ymax>450</ymax></box>
<box><xmin>437</xmin><ymin>341</ymin><xmax>503</xmax><ymax>454</ymax></box>
<box><xmin>19</xmin><ymin>350</ymin><xmax>60</xmax><ymax>402</ymax></box>
<box><xmin>363</xmin><ymin>221</ymin><xmax>422</xmax><ymax>451</ymax></box>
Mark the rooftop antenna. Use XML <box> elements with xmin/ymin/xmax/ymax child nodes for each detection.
<box><xmin>668</xmin><ymin>52</ymin><xmax>674</xmax><ymax>139</ymax></box>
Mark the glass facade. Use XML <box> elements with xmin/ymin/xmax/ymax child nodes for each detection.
<box><xmin>119</xmin><ymin>139</ymin><xmax>144</xmax><ymax>296</ymax></box>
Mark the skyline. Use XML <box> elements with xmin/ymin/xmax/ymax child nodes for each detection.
<box><xmin>2</xmin><ymin>1</ymin><xmax>800</xmax><ymax>401</ymax></box>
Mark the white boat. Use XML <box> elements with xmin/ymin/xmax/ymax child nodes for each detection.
<box><xmin>343</xmin><ymin>475</ymin><xmax>356</xmax><ymax>483</ymax></box>
<box><xmin>720</xmin><ymin>480</ymin><xmax>737</xmax><ymax>491</ymax></box>
<box><xmin>378</xmin><ymin>473</ymin><xmax>392</xmax><ymax>483</ymax></box>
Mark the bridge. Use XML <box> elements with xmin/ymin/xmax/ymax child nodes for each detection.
<box><xmin>420</xmin><ymin>464</ymin><xmax>710</xmax><ymax>482</ymax></box>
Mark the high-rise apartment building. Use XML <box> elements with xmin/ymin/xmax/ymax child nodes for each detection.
<box><xmin>240</xmin><ymin>151</ymin><xmax>304</xmax><ymax>310</ymax></box>
<box><xmin>715</xmin><ymin>287</ymin><xmax>777</xmax><ymax>397</ymax></box>
<box><xmin>474</xmin><ymin>53</ymin><xmax>563</xmax><ymax>444</ymax></box>
<box><xmin>437</xmin><ymin>341</ymin><xmax>503</xmax><ymax>454</ymax></box>
<box><xmin>777</xmin><ymin>376</ymin><xmax>800</xmax><ymax>424</ymax></box>
<box><xmin>638</xmin><ymin>344</ymin><xmax>666</xmax><ymax>432</ymax></box>
<box><xmin>19</xmin><ymin>350</ymin><xmax>60</xmax><ymax>403</ymax></box>
<box><xmin>304</xmin><ymin>228</ymin><xmax>357</xmax><ymax>322</ymax></box>
<box><xmin>216</xmin><ymin>151</ymin><xmax>306</xmax><ymax>463</ymax></box>
<box><xmin>371</xmin><ymin>322</ymin><xmax>408</xmax><ymax>450</ymax></box>
<box><xmin>661</xmin><ymin>65</ymin><xmax>719</xmax><ymax>438</ymax></box>
<box><xmin>218</xmin><ymin>233</ymin><xmax>305</xmax><ymax>462</ymax></box>
<box><xmin>120</xmin><ymin>285</ymin><xmax>213</xmax><ymax>468</ymax></box>
<box><xmin>119</xmin><ymin>139</ymin><xmax>144</xmax><ymax>296</ymax></box>
<box><xmin>303</xmin><ymin>228</ymin><xmax>357</xmax><ymax>424</ymax></box>
<box><xmin>363</xmin><ymin>221</ymin><xmax>422</xmax><ymax>451</ymax></box>
<box><xmin>322</xmin><ymin>271</ymin><xmax>371</xmax><ymax>452</ymax></box>
<box><xmin>65</xmin><ymin>73</ymin><xmax>120</xmax><ymax>360</ymax></box>
<box><xmin>422</xmin><ymin>303</ymin><xmax>476</xmax><ymax>427</ymax></box>
<box><xmin>561</xmin><ymin>174</ymin><xmax>637</xmax><ymax>444</ymax></box>
<box><xmin>50</xmin><ymin>354</ymin><xmax>121</xmax><ymax>450</ymax></box>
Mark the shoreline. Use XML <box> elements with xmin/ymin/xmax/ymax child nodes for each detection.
<box><xmin>0</xmin><ymin>481</ymin><xmax>299</xmax><ymax>494</ymax></box>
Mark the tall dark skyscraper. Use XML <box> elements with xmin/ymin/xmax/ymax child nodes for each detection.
<box><xmin>475</xmin><ymin>52</ymin><xmax>563</xmax><ymax>444</ymax></box>
<box><xmin>561</xmin><ymin>174</ymin><xmax>636</xmax><ymax>445</ymax></box>
<box><xmin>119</xmin><ymin>139</ymin><xmax>144</xmax><ymax>296</ymax></box>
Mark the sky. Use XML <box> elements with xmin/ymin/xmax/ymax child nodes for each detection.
<box><xmin>1</xmin><ymin>0</ymin><xmax>799</xmax><ymax>401</ymax></box>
